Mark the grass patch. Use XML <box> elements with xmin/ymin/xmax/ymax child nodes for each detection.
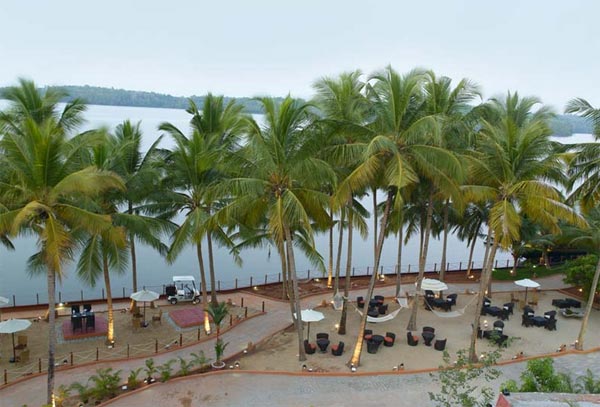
<box><xmin>492</xmin><ymin>264</ymin><xmax>567</xmax><ymax>281</ymax></box>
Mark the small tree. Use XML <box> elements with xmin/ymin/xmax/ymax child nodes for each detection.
<box><xmin>144</xmin><ymin>358</ymin><xmax>158</xmax><ymax>382</ymax></box>
<box><xmin>87</xmin><ymin>367</ymin><xmax>123</xmax><ymax>402</ymax></box>
<box><xmin>158</xmin><ymin>359</ymin><xmax>176</xmax><ymax>382</ymax></box>
<box><xmin>126</xmin><ymin>367</ymin><xmax>144</xmax><ymax>390</ymax></box>
<box><xmin>502</xmin><ymin>358</ymin><xmax>574</xmax><ymax>393</ymax></box>
<box><xmin>429</xmin><ymin>348</ymin><xmax>503</xmax><ymax>407</ymax></box>
<box><xmin>563</xmin><ymin>254</ymin><xmax>598</xmax><ymax>297</ymax></box>
<box><xmin>207</xmin><ymin>301</ymin><xmax>230</xmax><ymax>365</ymax></box>
<box><xmin>190</xmin><ymin>351</ymin><xmax>211</xmax><ymax>372</ymax></box>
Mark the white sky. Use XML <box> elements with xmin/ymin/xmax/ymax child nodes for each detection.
<box><xmin>0</xmin><ymin>0</ymin><xmax>598</xmax><ymax>110</ymax></box>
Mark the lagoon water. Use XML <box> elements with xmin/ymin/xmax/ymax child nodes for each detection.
<box><xmin>0</xmin><ymin>102</ymin><xmax>592</xmax><ymax>305</ymax></box>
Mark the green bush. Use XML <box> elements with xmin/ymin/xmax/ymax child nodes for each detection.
<box><xmin>127</xmin><ymin>367</ymin><xmax>144</xmax><ymax>390</ymax></box>
<box><xmin>562</xmin><ymin>254</ymin><xmax>599</xmax><ymax>297</ymax></box>
<box><xmin>158</xmin><ymin>359</ymin><xmax>176</xmax><ymax>382</ymax></box>
<box><xmin>88</xmin><ymin>367</ymin><xmax>123</xmax><ymax>401</ymax></box>
<box><xmin>502</xmin><ymin>358</ymin><xmax>573</xmax><ymax>393</ymax></box>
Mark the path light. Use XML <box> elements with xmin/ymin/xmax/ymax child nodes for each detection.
<box><xmin>234</xmin><ymin>361</ymin><xmax>240</xmax><ymax>369</ymax></box>
<box><xmin>253</xmin><ymin>286</ymin><xmax>258</xmax><ymax>291</ymax></box>
<box><xmin>334</xmin><ymin>324</ymin><xmax>339</xmax><ymax>330</ymax></box>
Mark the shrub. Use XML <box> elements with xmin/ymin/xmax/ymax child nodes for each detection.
<box><xmin>88</xmin><ymin>367</ymin><xmax>123</xmax><ymax>401</ymax></box>
<box><xmin>158</xmin><ymin>359</ymin><xmax>176</xmax><ymax>382</ymax></box>
<box><xmin>127</xmin><ymin>367</ymin><xmax>144</xmax><ymax>390</ymax></box>
<box><xmin>563</xmin><ymin>254</ymin><xmax>599</xmax><ymax>297</ymax></box>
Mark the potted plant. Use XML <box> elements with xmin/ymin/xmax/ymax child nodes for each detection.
<box><xmin>207</xmin><ymin>302</ymin><xmax>229</xmax><ymax>368</ymax></box>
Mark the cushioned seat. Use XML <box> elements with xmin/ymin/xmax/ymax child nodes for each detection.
<box><xmin>357</xmin><ymin>296</ymin><xmax>365</xmax><ymax>309</ymax></box>
<box><xmin>407</xmin><ymin>332</ymin><xmax>419</xmax><ymax>346</ymax></box>
<box><xmin>434</xmin><ymin>338</ymin><xmax>447</xmax><ymax>351</ymax></box>
<box><xmin>316</xmin><ymin>333</ymin><xmax>329</xmax><ymax>340</ymax></box>
<box><xmin>366</xmin><ymin>340</ymin><xmax>380</xmax><ymax>354</ymax></box>
<box><xmin>363</xmin><ymin>329</ymin><xmax>373</xmax><ymax>341</ymax></box>
<box><xmin>384</xmin><ymin>332</ymin><xmax>395</xmax><ymax>347</ymax></box>
<box><xmin>331</xmin><ymin>341</ymin><xmax>344</xmax><ymax>356</ymax></box>
<box><xmin>303</xmin><ymin>339</ymin><xmax>316</xmax><ymax>355</ymax></box>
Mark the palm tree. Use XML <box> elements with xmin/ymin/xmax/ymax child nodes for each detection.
<box><xmin>0</xmin><ymin>80</ymin><xmax>123</xmax><ymax>404</ymax></box>
<box><xmin>161</xmin><ymin>95</ymin><xmax>246</xmax><ymax>308</ymax></box>
<box><xmin>464</xmin><ymin>92</ymin><xmax>585</xmax><ymax>362</ymax></box>
<box><xmin>206</xmin><ymin>301</ymin><xmax>229</xmax><ymax>365</ymax></box>
<box><xmin>220</xmin><ymin>96</ymin><xmax>334</xmax><ymax>361</ymax></box>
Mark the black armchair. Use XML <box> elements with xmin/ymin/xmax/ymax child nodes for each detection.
<box><xmin>503</xmin><ymin>302</ymin><xmax>514</xmax><ymax>315</ymax></box>
<box><xmin>83</xmin><ymin>303</ymin><xmax>92</xmax><ymax>313</ymax></box>
<box><xmin>493</xmin><ymin>320</ymin><xmax>504</xmax><ymax>330</ymax></box>
<box><xmin>316</xmin><ymin>333</ymin><xmax>329</xmax><ymax>340</ymax></box>
<box><xmin>545</xmin><ymin>318</ymin><xmax>557</xmax><ymax>331</ymax></box>
<box><xmin>331</xmin><ymin>341</ymin><xmax>344</xmax><ymax>356</ymax></box>
<box><xmin>407</xmin><ymin>332</ymin><xmax>419</xmax><ymax>346</ymax></box>
<box><xmin>71</xmin><ymin>316</ymin><xmax>83</xmax><ymax>333</ymax></box>
<box><xmin>483</xmin><ymin>297</ymin><xmax>491</xmax><ymax>307</ymax></box>
<box><xmin>366</xmin><ymin>340</ymin><xmax>380</xmax><ymax>354</ymax></box>
<box><xmin>384</xmin><ymin>332</ymin><xmax>396</xmax><ymax>347</ymax></box>
<box><xmin>378</xmin><ymin>304</ymin><xmax>389</xmax><ymax>315</ymax></box>
<box><xmin>303</xmin><ymin>339</ymin><xmax>316</xmax><ymax>355</ymax></box>
<box><xmin>544</xmin><ymin>310</ymin><xmax>557</xmax><ymax>320</ymax></box>
<box><xmin>446</xmin><ymin>294</ymin><xmax>457</xmax><ymax>306</ymax></box>
<box><xmin>521</xmin><ymin>314</ymin><xmax>533</xmax><ymax>327</ymax></box>
<box><xmin>357</xmin><ymin>296</ymin><xmax>365</xmax><ymax>309</ymax></box>
<box><xmin>374</xmin><ymin>295</ymin><xmax>385</xmax><ymax>305</ymax></box>
<box><xmin>422</xmin><ymin>326</ymin><xmax>435</xmax><ymax>334</ymax></box>
<box><xmin>85</xmin><ymin>314</ymin><xmax>95</xmax><ymax>331</ymax></box>
<box><xmin>71</xmin><ymin>305</ymin><xmax>80</xmax><ymax>315</ymax></box>
<box><xmin>363</xmin><ymin>329</ymin><xmax>373</xmax><ymax>341</ymax></box>
<box><xmin>434</xmin><ymin>338</ymin><xmax>447</xmax><ymax>351</ymax></box>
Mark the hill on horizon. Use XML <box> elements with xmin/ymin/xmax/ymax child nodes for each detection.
<box><xmin>0</xmin><ymin>84</ymin><xmax>593</xmax><ymax>136</ymax></box>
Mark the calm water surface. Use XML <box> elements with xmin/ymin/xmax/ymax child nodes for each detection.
<box><xmin>0</xmin><ymin>103</ymin><xmax>590</xmax><ymax>305</ymax></box>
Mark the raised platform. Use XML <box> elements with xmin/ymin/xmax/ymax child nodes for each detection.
<box><xmin>169</xmin><ymin>307</ymin><xmax>206</xmax><ymax>328</ymax></box>
<box><xmin>61</xmin><ymin>316</ymin><xmax>108</xmax><ymax>340</ymax></box>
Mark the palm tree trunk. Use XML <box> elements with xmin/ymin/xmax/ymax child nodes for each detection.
<box><xmin>511</xmin><ymin>252</ymin><xmax>519</xmax><ymax>274</ymax></box>
<box><xmin>196</xmin><ymin>242</ymin><xmax>210</xmax><ymax>333</ymax></box>
<box><xmin>576</xmin><ymin>256</ymin><xmax>600</xmax><ymax>350</ymax></box>
<box><xmin>372</xmin><ymin>188</ymin><xmax>378</xmax><ymax>279</ymax></box>
<box><xmin>395</xmin><ymin>227</ymin><xmax>403</xmax><ymax>297</ymax></box>
<box><xmin>128</xmin><ymin>201</ymin><xmax>137</xmax><ymax>293</ymax></box>
<box><xmin>468</xmin><ymin>228</ymin><xmax>498</xmax><ymax>362</ymax></box>
<box><xmin>334</xmin><ymin>210</ymin><xmax>345</xmax><ymax>294</ymax></box>
<box><xmin>407</xmin><ymin>192</ymin><xmax>434</xmax><ymax>331</ymax></box>
<box><xmin>284</xmin><ymin>225</ymin><xmax>306</xmax><ymax>362</ymax></box>
<box><xmin>338</xmin><ymin>209</ymin><xmax>354</xmax><ymax>335</ymax></box>
<box><xmin>466</xmin><ymin>232</ymin><xmax>478</xmax><ymax>277</ymax></box>
<box><xmin>103</xmin><ymin>254</ymin><xmax>115</xmax><ymax>343</ymax></box>
<box><xmin>280</xmin><ymin>243</ymin><xmax>289</xmax><ymax>300</ymax></box>
<box><xmin>349</xmin><ymin>191</ymin><xmax>393</xmax><ymax>367</ymax></box>
<box><xmin>439</xmin><ymin>199</ymin><xmax>450</xmax><ymax>281</ymax></box>
<box><xmin>46</xmin><ymin>267</ymin><xmax>57</xmax><ymax>405</ymax></box>
<box><xmin>207</xmin><ymin>231</ymin><xmax>218</xmax><ymax>305</ymax></box>
<box><xmin>327</xmin><ymin>208</ymin><xmax>334</xmax><ymax>289</ymax></box>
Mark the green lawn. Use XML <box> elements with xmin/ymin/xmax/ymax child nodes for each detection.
<box><xmin>492</xmin><ymin>263</ymin><xmax>567</xmax><ymax>281</ymax></box>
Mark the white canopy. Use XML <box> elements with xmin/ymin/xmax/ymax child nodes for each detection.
<box><xmin>293</xmin><ymin>309</ymin><xmax>324</xmax><ymax>339</ymax></box>
<box><xmin>515</xmin><ymin>278</ymin><xmax>540</xmax><ymax>288</ymax></box>
<box><xmin>419</xmin><ymin>278</ymin><xmax>448</xmax><ymax>291</ymax></box>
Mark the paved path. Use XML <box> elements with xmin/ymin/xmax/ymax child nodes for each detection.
<box><xmin>0</xmin><ymin>275</ymin><xmax>571</xmax><ymax>407</ymax></box>
<box><xmin>105</xmin><ymin>351</ymin><xmax>600</xmax><ymax>407</ymax></box>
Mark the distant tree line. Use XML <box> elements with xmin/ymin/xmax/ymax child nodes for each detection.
<box><xmin>0</xmin><ymin>84</ymin><xmax>283</xmax><ymax>115</ymax></box>
<box><xmin>0</xmin><ymin>84</ymin><xmax>591</xmax><ymax>135</ymax></box>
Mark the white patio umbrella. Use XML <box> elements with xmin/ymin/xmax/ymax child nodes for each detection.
<box><xmin>294</xmin><ymin>309</ymin><xmax>324</xmax><ymax>339</ymax></box>
<box><xmin>419</xmin><ymin>278</ymin><xmax>449</xmax><ymax>292</ymax></box>
<box><xmin>130</xmin><ymin>289</ymin><xmax>159</xmax><ymax>325</ymax></box>
<box><xmin>0</xmin><ymin>319</ymin><xmax>31</xmax><ymax>362</ymax></box>
<box><xmin>515</xmin><ymin>278</ymin><xmax>540</xmax><ymax>304</ymax></box>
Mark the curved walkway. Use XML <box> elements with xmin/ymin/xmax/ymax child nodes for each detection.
<box><xmin>0</xmin><ymin>275</ymin><xmax>571</xmax><ymax>407</ymax></box>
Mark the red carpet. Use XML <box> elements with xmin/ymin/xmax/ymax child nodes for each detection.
<box><xmin>61</xmin><ymin>316</ymin><xmax>108</xmax><ymax>340</ymax></box>
<box><xmin>169</xmin><ymin>308</ymin><xmax>207</xmax><ymax>328</ymax></box>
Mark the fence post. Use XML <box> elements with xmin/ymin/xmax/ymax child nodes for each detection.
<box><xmin>307</xmin><ymin>270</ymin><xmax>310</xmax><ymax>279</ymax></box>
<box><xmin>155</xmin><ymin>339</ymin><xmax>158</xmax><ymax>353</ymax></box>
<box><xmin>366</xmin><ymin>266</ymin><xmax>369</xmax><ymax>276</ymax></box>
<box><xmin>471</xmin><ymin>261</ymin><xmax>474</xmax><ymax>270</ymax></box>
<box><xmin>495</xmin><ymin>260</ymin><xmax>498</xmax><ymax>268</ymax></box>
<box><xmin>235</xmin><ymin>278</ymin><xmax>238</xmax><ymax>290</ymax></box>
<box><xmin>278</xmin><ymin>273</ymin><xmax>281</xmax><ymax>283</ymax></box>
<box><xmin>102</xmin><ymin>288</ymin><xmax>105</xmax><ymax>300</ymax></box>
<box><xmin>127</xmin><ymin>344</ymin><xmax>130</xmax><ymax>358</ymax></box>
<box><xmin>408</xmin><ymin>264</ymin><xmax>411</xmax><ymax>273</ymax></box>
<box><xmin>380</xmin><ymin>266</ymin><xmax>383</xmax><ymax>276</ymax></box>
<box><xmin>459</xmin><ymin>262</ymin><xmax>462</xmax><ymax>271</ymax></box>
<box><xmin>244</xmin><ymin>307</ymin><xmax>248</xmax><ymax>318</ymax></box>
<box><xmin>197</xmin><ymin>328</ymin><xmax>201</xmax><ymax>341</ymax></box>
<box><xmin>506</xmin><ymin>259</ymin><xmax>509</xmax><ymax>268</ymax></box>
<box><xmin>434</xmin><ymin>263</ymin><xmax>437</xmax><ymax>272</ymax></box>
<box><xmin>447</xmin><ymin>262</ymin><xmax>449</xmax><ymax>271</ymax></box>
<box><xmin>179</xmin><ymin>333</ymin><xmax>183</xmax><ymax>347</ymax></box>
<box><xmin>241</xmin><ymin>297</ymin><xmax>244</xmax><ymax>307</ymax></box>
<box><xmin>123</xmin><ymin>287</ymin><xmax>126</xmax><ymax>298</ymax></box>
<box><xmin>352</xmin><ymin>267</ymin><xmax>355</xmax><ymax>277</ymax></box>
<box><xmin>264</xmin><ymin>274</ymin><xmax>268</xmax><ymax>285</ymax></box>
<box><xmin>3</xmin><ymin>370</ymin><xmax>6</xmax><ymax>385</ymax></box>
<box><xmin>36</xmin><ymin>293</ymin><xmax>39</xmax><ymax>305</ymax></box>
<box><xmin>38</xmin><ymin>358</ymin><xmax>42</xmax><ymax>373</ymax></box>
<box><xmin>250</xmin><ymin>276</ymin><xmax>253</xmax><ymax>287</ymax></box>
<box><xmin>229</xmin><ymin>314</ymin><xmax>233</xmax><ymax>326</ymax></box>
<box><xmin>58</xmin><ymin>292</ymin><xmax>62</xmax><ymax>303</ymax></box>
<box><xmin>218</xmin><ymin>281</ymin><xmax>221</xmax><ymax>291</ymax></box>
<box><xmin>96</xmin><ymin>348</ymin><xmax>99</xmax><ymax>361</ymax></box>
<box><xmin>70</xmin><ymin>352</ymin><xmax>73</xmax><ymax>366</ymax></box>
<box><xmin>262</xmin><ymin>301</ymin><xmax>265</xmax><ymax>312</ymax></box>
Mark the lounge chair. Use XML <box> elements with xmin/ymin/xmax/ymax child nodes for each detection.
<box><xmin>363</xmin><ymin>329</ymin><xmax>373</xmax><ymax>341</ymax></box>
<box><xmin>303</xmin><ymin>339</ymin><xmax>316</xmax><ymax>355</ymax></box>
<box><xmin>331</xmin><ymin>341</ymin><xmax>344</xmax><ymax>356</ymax></box>
<box><xmin>434</xmin><ymin>338</ymin><xmax>447</xmax><ymax>351</ymax></box>
<box><xmin>384</xmin><ymin>332</ymin><xmax>395</xmax><ymax>347</ymax></box>
<box><xmin>407</xmin><ymin>332</ymin><xmax>419</xmax><ymax>346</ymax></box>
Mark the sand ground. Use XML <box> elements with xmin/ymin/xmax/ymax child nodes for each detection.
<box><xmin>241</xmin><ymin>289</ymin><xmax>597</xmax><ymax>373</ymax></box>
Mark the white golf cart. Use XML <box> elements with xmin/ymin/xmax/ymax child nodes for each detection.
<box><xmin>165</xmin><ymin>276</ymin><xmax>201</xmax><ymax>305</ymax></box>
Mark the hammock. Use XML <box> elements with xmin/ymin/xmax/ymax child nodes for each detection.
<box><xmin>424</xmin><ymin>294</ymin><xmax>479</xmax><ymax>318</ymax></box>
<box><xmin>355</xmin><ymin>307</ymin><xmax>403</xmax><ymax>323</ymax></box>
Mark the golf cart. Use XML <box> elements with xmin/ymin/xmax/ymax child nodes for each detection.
<box><xmin>166</xmin><ymin>276</ymin><xmax>201</xmax><ymax>305</ymax></box>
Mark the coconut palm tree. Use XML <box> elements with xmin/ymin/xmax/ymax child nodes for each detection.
<box><xmin>0</xmin><ymin>80</ymin><xmax>123</xmax><ymax>404</ymax></box>
<box><xmin>219</xmin><ymin>96</ymin><xmax>335</xmax><ymax>361</ymax></box>
<box><xmin>464</xmin><ymin>92</ymin><xmax>585</xmax><ymax>362</ymax></box>
<box><xmin>161</xmin><ymin>95</ymin><xmax>246</xmax><ymax>308</ymax></box>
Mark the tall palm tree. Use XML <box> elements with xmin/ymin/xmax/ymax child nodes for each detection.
<box><xmin>161</xmin><ymin>95</ymin><xmax>246</xmax><ymax>308</ymax></box>
<box><xmin>0</xmin><ymin>80</ymin><xmax>123</xmax><ymax>404</ymax></box>
<box><xmin>220</xmin><ymin>96</ymin><xmax>334</xmax><ymax>361</ymax></box>
<box><xmin>464</xmin><ymin>92</ymin><xmax>585</xmax><ymax>362</ymax></box>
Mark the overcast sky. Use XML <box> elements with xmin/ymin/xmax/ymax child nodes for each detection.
<box><xmin>0</xmin><ymin>0</ymin><xmax>598</xmax><ymax>110</ymax></box>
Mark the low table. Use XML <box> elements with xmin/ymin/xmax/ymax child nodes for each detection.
<box><xmin>561</xmin><ymin>309</ymin><xmax>584</xmax><ymax>318</ymax></box>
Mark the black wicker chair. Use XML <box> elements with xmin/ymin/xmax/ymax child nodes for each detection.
<box><xmin>363</xmin><ymin>329</ymin><xmax>373</xmax><ymax>341</ymax></box>
<box><xmin>303</xmin><ymin>339</ymin><xmax>316</xmax><ymax>355</ymax></box>
<box><xmin>521</xmin><ymin>314</ymin><xmax>533</xmax><ymax>327</ymax></box>
<box><xmin>503</xmin><ymin>302</ymin><xmax>514</xmax><ymax>315</ymax></box>
<box><xmin>384</xmin><ymin>332</ymin><xmax>396</xmax><ymax>347</ymax></box>
<box><xmin>434</xmin><ymin>338</ymin><xmax>447</xmax><ymax>351</ymax></box>
<box><xmin>422</xmin><ymin>326</ymin><xmax>435</xmax><ymax>334</ymax></box>
<box><xmin>331</xmin><ymin>341</ymin><xmax>344</xmax><ymax>356</ymax></box>
<box><xmin>85</xmin><ymin>314</ymin><xmax>95</xmax><ymax>331</ymax></box>
<box><xmin>357</xmin><ymin>296</ymin><xmax>365</xmax><ymax>309</ymax></box>
<box><xmin>316</xmin><ymin>333</ymin><xmax>329</xmax><ymax>340</ymax></box>
<box><xmin>378</xmin><ymin>304</ymin><xmax>389</xmax><ymax>315</ymax></box>
<box><xmin>407</xmin><ymin>332</ymin><xmax>419</xmax><ymax>346</ymax></box>
<box><xmin>366</xmin><ymin>340</ymin><xmax>380</xmax><ymax>354</ymax></box>
<box><xmin>71</xmin><ymin>305</ymin><xmax>80</xmax><ymax>315</ymax></box>
<box><xmin>446</xmin><ymin>294</ymin><xmax>458</xmax><ymax>306</ymax></box>
<box><xmin>83</xmin><ymin>304</ymin><xmax>92</xmax><ymax>313</ymax></box>
<box><xmin>545</xmin><ymin>318</ymin><xmax>557</xmax><ymax>331</ymax></box>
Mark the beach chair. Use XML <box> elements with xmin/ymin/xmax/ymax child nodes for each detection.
<box><xmin>152</xmin><ymin>309</ymin><xmax>163</xmax><ymax>325</ymax></box>
<box><xmin>85</xmin><ymin>314</ymin><xmax>96</xmax><ymax>331</ymax></box>
<box><xmin>331</xmin><ymin>341</ymin><xmax>344</xmax><ymax>356</ymax></box>
<box><xmin>363</xmin><ymin>329</ymin><xmax>373</xmax><ymax>341</ymax></box>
